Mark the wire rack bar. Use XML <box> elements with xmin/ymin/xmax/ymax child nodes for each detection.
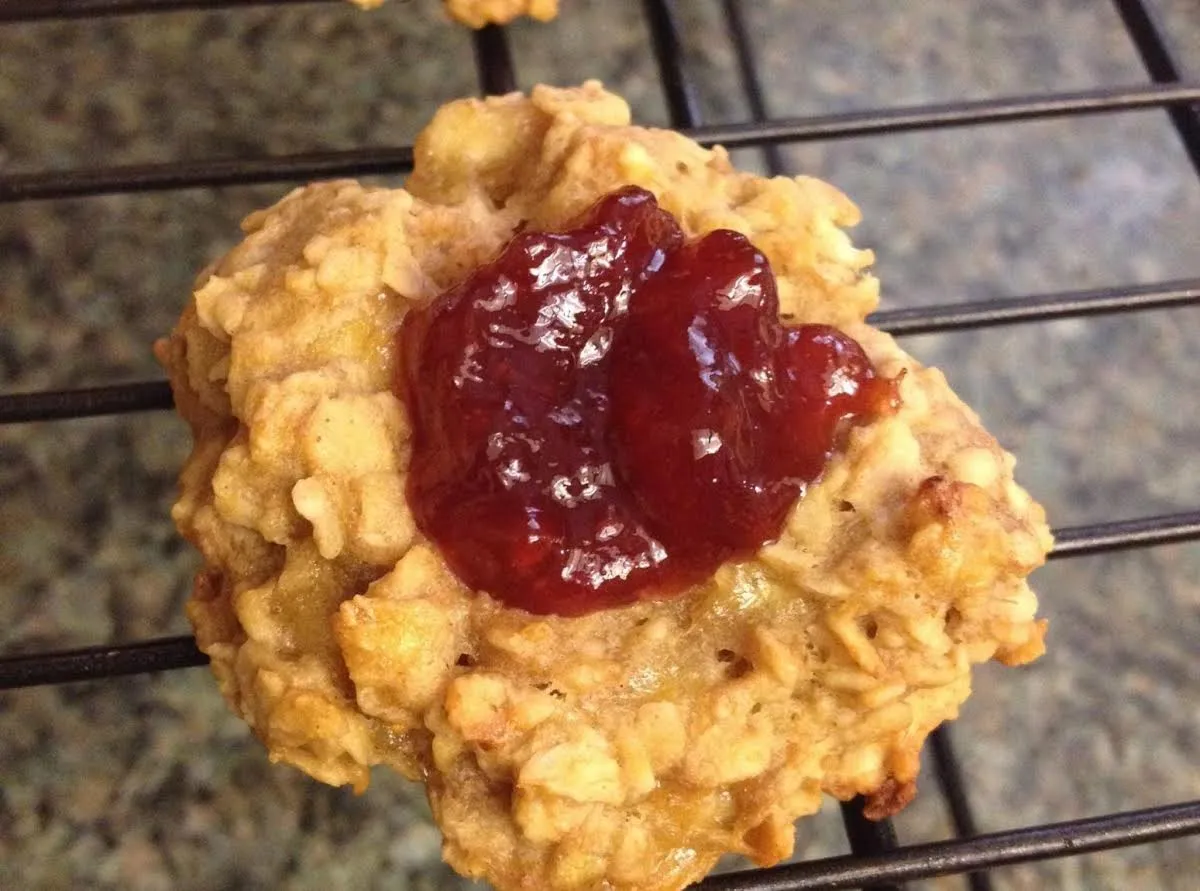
<box><xmin>1049</xmin><ymin>511</ymin><xmax>1200</xmax><ymax>559</ymax></box>
<box><xmin>869</xmin><ymin>277</ymin><xmax>1200</xmax><ymax>337</ymax></box>
<box><xmin>7</xmin><ymin>82</ymin><xmax>1199</xmax><ymax>205</ymax></box>
<box><xmin>5</xmin><ymin>279</ymin><xmax>1196</xmax><ymax>425</ymax></box>
<box><xmin>0</xmin><ymin>635</ymin><xmax>206</xmax><ymax>691</ymax></box>
<box><xmin>3</xmin><ymin>512</ymin><xmax>1196</xmax><ymax>690</ymax></box>
<box><xmin>719</xmin><ymin>0</ymin><xmax>785</xmax><ymax>177</ymax></box>
<box><xmin>1111</xmin><ymin>0</ymin><xmax>1200</xmax><ymax>178</ymax></box>
<box><xmin>929</xmin><ymin>729</ymin><xmax>983</xmax><ymax>839</ymax></box>
<box><xmin>472</xmin><ymin>25</ymin><xmax>516</xmax><ymax>96</ymax></box>
<box><xmin>0</xmin><ymin>381</ymin><xmax>173</xmax><ymax>424</ymax></box>
<box><xmin>929</xmin><ymin>727</ymin><xmax>993</xmax><ymax>891</ymax></box>
<box><xmin>641</xmin><ymin>0</ymin><xmax>701</xmax><ymax>129</ymax></box>
<box><xmin>692</xmin><ymin>82</ymin><xmax>1200</xmax><ymax>148</ymax></box>
<box><xmin>698</xmin><ymin>800</ymin><xmax>1200</xmax><ymax>891</ymax></box>
<box><xmin>1</xmin><ymin>3</ymin><xmax>1196</xmax><ymax>888</ymax></box>
<box><xmin>0</xmin><ymin>146</ymin><xmax>414</xmax><ymax>204</ymax></box>
<box><xmin>839</xmin><ymin>799</ymin><xmax>903</xmax><ymax>891</ymax></box>
<box><xmin>0</xmin><ymin>0</ymin><xmax>329</xmax><ymax>20</ymax></box>
<box><xmin>0</xmin><ymin>634</ymin><xmax>1194</xmax><ymax>890</ymax></box>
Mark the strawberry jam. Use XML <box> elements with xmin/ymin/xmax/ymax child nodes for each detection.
<box><xmin>396</xmin><ymin>187</ymin><xmax>895</xmax><ymax>616</ymax></box>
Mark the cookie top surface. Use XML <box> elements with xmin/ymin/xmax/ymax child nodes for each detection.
<box><xmin>159</xmin><ymin>82</ymin><xmax>1049</xmax><ymax>891</ymax></box>
<box><xmin>350</xmin><ymin>0</ymin><xmax>560</xmax><ymax>28</ymax></box>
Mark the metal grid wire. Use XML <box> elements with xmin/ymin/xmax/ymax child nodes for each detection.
<box><xmin>1</xmin><ymin>0</ymin><xmax>1199</xmax><ymax>888</ymax></box>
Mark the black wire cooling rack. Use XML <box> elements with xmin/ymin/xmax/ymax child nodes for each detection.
<box><xmin>2</xmin><ymin>1</ymin><xmax>1200</xmax><ymax>889</ymax></box>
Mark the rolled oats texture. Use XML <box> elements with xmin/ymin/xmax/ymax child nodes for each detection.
<box><xmin>2</xmin><ymin>2</ymin><xmax>1199</xmax><ymax>890</ymax></box>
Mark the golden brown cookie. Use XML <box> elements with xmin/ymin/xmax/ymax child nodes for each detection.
<box><xmin>157</xmin><ymin>82</ymin><xmax>1050</xmax><ymax>891</ymax></box>
<box><xmin>350</xmin><ymin>0</ymin><xmax>559</xmax><ymax>28</ymax></box>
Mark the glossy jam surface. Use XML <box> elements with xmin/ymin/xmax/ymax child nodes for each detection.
<box><xmin>396</xmin><ymin>188</ymin><xmax>895</xmax><ymax>615</ymax></box>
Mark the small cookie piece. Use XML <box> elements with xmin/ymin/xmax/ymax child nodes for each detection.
<box><xmin>158</xmin><ymin>82</ymin><xmax>1050</xmax><ymax>891</ymax></box>
<box><xmin>349</xmin><ymin>0</ymin><xmax>559</xmax><ymax>28</ymax></box>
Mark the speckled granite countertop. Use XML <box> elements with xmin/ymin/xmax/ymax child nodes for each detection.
<box><xmin>1</xmin><ymin>1</ymin><xmax>1198</xmax><ymax>889</ymax></box>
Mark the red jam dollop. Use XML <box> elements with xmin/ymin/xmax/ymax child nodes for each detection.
<box><xmin>396</xmin><ymin>187</ymin><xmax>896</xmax><ymax>616</ymax></box>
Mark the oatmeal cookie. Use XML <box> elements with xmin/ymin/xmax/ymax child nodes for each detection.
<box><xmin>350</xmin><ymin>0</ymin><xmax>559</xmax><ymax>28</ymax></box>
<box><xmin>157</xmin><ymin>82</ymin><xmax>1050</xmax><ymax>891</ymax></box>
